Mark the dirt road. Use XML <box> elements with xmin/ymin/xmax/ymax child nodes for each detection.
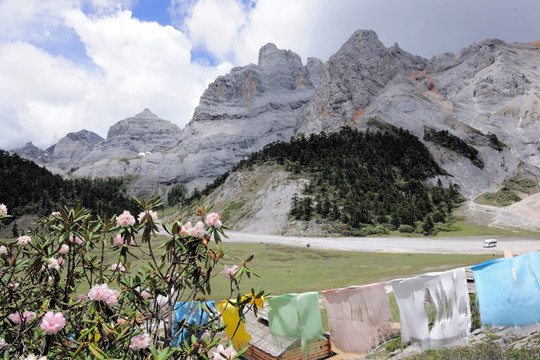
<box><xmin>223</xmin><ymin>231</ymin><xmax>540</xmax><ymax>255</ymax></box>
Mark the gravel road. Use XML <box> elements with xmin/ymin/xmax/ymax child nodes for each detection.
<box><xmin>223</xmin><ymin>231</ymin><xmax>540</xmax><ymax>255</ymax></box>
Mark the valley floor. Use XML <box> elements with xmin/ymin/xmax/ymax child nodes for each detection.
<box><xmin>224</xmin><ymin>231</ymin><xmax>540</xmax><ymax>256</ymax></box>
<box><xmin>459</xmin><ymin>196</ymin><xmax>540</xmax><ymax>230</ymax></box>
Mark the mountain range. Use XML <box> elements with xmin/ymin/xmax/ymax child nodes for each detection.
<box><xmin>12</xmin><ymin>30</ymin><xmax>540</xmax><ymax>207</ymax></box>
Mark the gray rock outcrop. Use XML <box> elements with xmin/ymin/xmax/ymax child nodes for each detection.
<box><xmin>296</xmin><ymin>30</ymin><xmax>540</xmax><ymax>198</ymax></box>
<box><xmin>12</xmin><ymin>142</ymin><xmax>41</xmax><ymax>160</ymax></box>
<box><xmin>64</xmin><ymin>44</ymin><xmax>323</xmax><ymax>195</ymax></box>
<box><xmin>83</xmin><ymin>108</ymin><xmax>181</xmax><ymax>163</ymax></box>
<box><xmin>173</xmin><ymin>43</ymin><xmax>323</xmax><ymax>190</ymax></box>
<box><xmin>296</xmin><ymin>30</ymin><xmax>426</xmax><ymax>134</ymax></box>
<box><xmin>48</xmin><ymin>130</ymin><xmax>104</xmax><ymax>169</ymax></box>
<box><xmin>12</xmin><ymin>31</ymin><xmax>540</xmax><ymax>203</ymax></box>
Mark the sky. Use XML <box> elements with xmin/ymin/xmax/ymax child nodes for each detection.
<box><xmin>1</xmin><ymin>0</ymin><xmax>539</xmax><ymax>150</ymax></box>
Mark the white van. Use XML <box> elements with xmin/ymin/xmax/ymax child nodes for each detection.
<box><xmin>483</xmin><ymin>239</ymin><xmax>497</xmax><ymax>248</ymax></box>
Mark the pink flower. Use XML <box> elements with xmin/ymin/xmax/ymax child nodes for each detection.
<box><xmin>8</xmin><ymin>313</ymin><xmax>22</xmax><ymax>324</ymax></box>
<box><xmin>116</xmin><ymin>210</ymin><xmax>135</xmax><ymax>227</ymax></box>
<box><xmin>212</xmin><ymin>344</ymin><xmax>237</xmax><ymax>360</ymax></box>
<box><xmin>8</xmin><ymin>311</ymin><xmax>36</xmax><ymax>324</ymax></box>
<box><xmin>17</xmin><ymin>235</ymin><xmax>32</xmax><ymax>246</ymax></box>
<box><xmin>180</xmin><ymin>221</ymin><xmax>192</xmax><ymax>236</ymax></box>
<box><xmin>58</xmin><ymin>258</ymin><xmax>65</xmax><ymax>266</ymax></box>
<box><xmin>105</xmin><ymin>291</ymin><xmax>120</xmax><ymax>307</ymax></box>
<box><xmin>135</xmin><ymin>286</ymin><xmax>151</xmax><ymax>300</ymax></box>
<box><xmin>111</xmin><ymin>263</ymin><xmax>126</xmax><ymax>272</ymax></box>
<box><xmin>69</xmin><ymin>234</ymin><xmax>84</xmax><ymax>245</ymax></box>
<box><xmin>138</xmin><ymin>210</ymin><xmax>158</xmax><ymax>224</ymax></box>
<box><xmin>59</xmin><ymin>244</ymin><xmax>69</xmax><ymax>254</ymax></box>
<box><xmin>117</xmin><ymin>318</ymin><xmax>127</xmax><ymax>325</ymax></box>
<box><xmin>0</xmin><ymin>245</ymin><xmax>7</xmax><ymax>255</ymax></box>
<box><xmin>205</xmin><ymin>212</ymin><xmax>222</xmax><ymax>228</ymax></box>
<box><xmin>222</xmin><ymin>264</ymin><xmax>240</xmax><ymax>279</ymax></box>
<box><xmin>130</xmin><ymin>332</ymin><xmax>151</xmax><ymax>351</ymax></box>
<box><xmin>189</xmin><ymin>221</ymin><xmax>207</xmax><ymax>239</ymax></box>
<box><xmin>88</xmin><ymin>284</ymin><xmax>120</xmax><ymax>308</ymax></box>
<box><xmin>0</xmin><ymin>203</ymin><xmax>7</xmax><ymax>216</ymax></box>
<box><xmin>48</xmin><ymin>276</ymin><xmax>53</xmax><ymax>283</ymax></box>
<box><xmin>9</xmin><ymin>282</ymin><xmax>19</xmax><ymax>290</ymax></box>
<box><xmin>114</xmin><ymin>233</ymin><xmax>124</xmax><ymax>246</ymax></box>
<box><xmin>51</xmin><ymin>211</ymin><xmax>60</xmax><ymax>217</ymax></box>
<box><xmin>40</xmin><ymin>311</ymin><xmax>66</xmax><ymax>335</ymax></box>
<box><xmin>77</xmin><ymin>294</ymin><xmax>87</xmax><ymax>302</ymax></box>
<box><xmin>48</xmin><ymin>258</ymin><xmax>61</xmax><ymax>270</ymax></box>
<box><xmin>115</xmin><ymin>233</ymin><xmax>136</xmax><ymax>246</ymax></box>
<box><xmin>21</xmin><ymin>354</ymin><xmax>47</xmax><ymax>360</ymax></box>
<box><xmin>0</xmin><ymin>338</ymin><xmax>5</xmax><ymax>348</ymax></box>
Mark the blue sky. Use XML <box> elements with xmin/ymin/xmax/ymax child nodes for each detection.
<box><xmin>131</xmin><ymin>0</ymin><xmax>172</xmax><ymax>26</ymax></box>
<box><xmin>1</xmin><ymin>0</ymin><xmax>539</xmax><ymax>150</ymax></box>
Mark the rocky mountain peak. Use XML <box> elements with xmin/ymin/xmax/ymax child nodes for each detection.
<box><xmin>170</xmin><ymin>43</ymin><xmax>324</xmax><ymax>191</ymax></box>
<box><xmin>73</xmin><ymin>109</ymin><xmax>182</xmax><ymax>165</ymax></box>
<box><xmin>296</xmin><ymin>29</ymin><xmax>425</xmax><ymax>135</ymax></box>
<box><xmin>66</xmin><ymin>129</ymin><xmax>104</xmax><ymax>144</ymax></box>
<box><xmin>258</xmin><ymin>43</ymin><xmax>302</xmax><ymax>67</ymax></box>
<box><xmin>337</xmin><ymin>29</ymin><xmax>385</xmax><ymax>55</ymax></box>
<box><xmin>134</xmin><ymin>108</ymin><xmax>160</xmax><ymax>119</ymax></box>
<box><xmin>12</xmin><ymin>142</ymin><xmax>41</xmax><ymax>160</ymax></box>
<box><xmin>106</xmin><ymin>109</ymin><xmax>180</xmax><ymax>141</ymax></box>
<box><xmin>48</xmin><ymin>130</ymin><xmax>104</xmax><ymax>168</ymax></box>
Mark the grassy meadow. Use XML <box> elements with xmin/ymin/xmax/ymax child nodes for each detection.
<box><xmin>208</xmin><ymin>242</ymin><xmax>497</xmax><ymax>300</ymax></box>
<box><xmin>434</xmin><ymin>216</ymin><xmax>540</xmax><ymax>238</ymax></box>
<box><xmin>2</xmin><ymin>232</ymin><xmax>498</xmax><ymax>300</ymax></box>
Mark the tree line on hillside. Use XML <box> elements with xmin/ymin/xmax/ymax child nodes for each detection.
<box><xmin>233</xmin><ymin>127</ymin><xmax>463</xmax><ymax>235</ymax></box>
<box><xmin>0</xmin><ymin>151</ymin><xmax>138</xmax><ymax>221</ymax></box>
<box><xmin>423</xmin><ymin>128</ymin><xmax>484</xmax><ymax>168</ymax></box>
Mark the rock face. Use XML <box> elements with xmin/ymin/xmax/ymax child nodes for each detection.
<box><xmin>12</xmin><ymin>32</ymin><xmax>540</xmax><ymax>203</ymax></box>
<box><xmin>296</xmin><ymin>30</ymin><xmax>540</xmax><ymax>198</ymax></box>
<box><xmin>12</xmin><ymin>142</ymin><xmax>41</xmax><ymax>160</ymax></box>
<box><xmin>82</xmin><ymin>109</ymin><xmax>181</xmax><ymax>163</ymax></box>
<box><xmin>47</xmin><ymin>130</ymin><xmax>104</xmax><ymax>169</ymax></box>
<box><xmin>297</xmin><ymin>30</ymin><xmax>426</xmax><ymax>134</ymax></box>
<box><xmin>173</xmin><ymin>43</ymin><xmax>323</xmax><ymax>190</ymax></box>
<box><xmin>40</xmin><ymin>44</ymin><xmax>323</xmax><ymax>196</ymax></box>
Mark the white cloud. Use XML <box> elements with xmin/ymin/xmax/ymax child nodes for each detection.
<box><xmin>0</xmin><ymin>42</ymin><xmax>92</xmax><ymax>149</ymax></box>
<box><xmin>0</xmin><ymin>7</ymin><xmax>231</xmax><ymax>150</ymax></box>
<box><xmin>64</xmin><ymin>8</ymin><xmax>231</xmax><ymax>117</ymax></box>
<box><xmin>176</xmin><ymin>0</ymin><xmax>366</xmax><ymax>65</ymax></box>
<box><xmin>182</xmin><ymin>0</ymin><xmax>248</xmax><ymax>62</ymax></box>
<box><xmin>0</xmin><ymin>0</ymin><xmax>74</xmax><ymax>43</ymax></box>
<box><xmin>2</xmin><ymin>0</ymin><xmax>540</xmax><ymax>152</ymax></box>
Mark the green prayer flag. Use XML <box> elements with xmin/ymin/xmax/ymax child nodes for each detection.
<box><xmin>268</xmin><ymin>292</ymin><xmax>323</xmax><ymax>349</ymax></box>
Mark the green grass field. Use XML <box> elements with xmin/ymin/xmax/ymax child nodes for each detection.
<box><xmin>207</xmin><ymin>242</ymin><xmax>496</xmax><ymax>300</ymax></box>
<box><xmin>1</xmin><ymin>231</ymin><xmax>501</xmax><ymax>301</ymax></box>
<box><xmin>435</xmin><ymin>217</ymin><xmax>540</xmax><ymax>238</ymax></box>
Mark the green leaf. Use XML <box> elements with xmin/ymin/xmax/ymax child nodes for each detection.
<box><xmin>151</xmin><ymin>344</ymin><xmax>158</xmax><ymax>357</ymax></box>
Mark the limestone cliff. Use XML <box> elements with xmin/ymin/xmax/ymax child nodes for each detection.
<box><xmin>12</xmin><ymin>31</ymin><xmax>540</xmax><ymax>204</ymax></box>
<box><xmin>296</xmin><ymin>30</ymin><xmax>540</xmax><ymax>198</ymax></box>
<box><xmin>44</xmin><ymin>44</ymin><xmax>323</xmax><ymax>196</ymax></box>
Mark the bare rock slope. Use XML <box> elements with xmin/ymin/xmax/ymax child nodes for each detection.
<box><xmin>49</xmin><ymin>44</ymin><xmax>324</xmax><ymax>196</ymax></box>
<box><xmin>12</xmin><ymin>31</ymin><xmax>540</xmax><ymax>231</ymax></box>
<box><xmin>297</xmin><ymin>30</ymin><xmax>540</xmax><ymax>199</ymax></box>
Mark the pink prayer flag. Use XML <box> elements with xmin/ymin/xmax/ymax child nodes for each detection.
<box><xmin>322</xmin><ymin>283</ymin><xmax>392</xmax><ymax>353</ymax></box>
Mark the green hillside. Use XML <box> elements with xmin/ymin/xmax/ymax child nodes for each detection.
<box><xmin>193</xmin><ymin>127</ymin><xmax>463</xmax><ymax>235</ymax></box>
<box><xmin>0</xmin><ymin>150</ymin><xmax>137</xmax><ymax>219</ymax></box>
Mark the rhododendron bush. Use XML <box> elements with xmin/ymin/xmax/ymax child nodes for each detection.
<box><xmin>0</xmin><ymin>198</ymin><xmax>261</xmax><ymax>359</ymax></box>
